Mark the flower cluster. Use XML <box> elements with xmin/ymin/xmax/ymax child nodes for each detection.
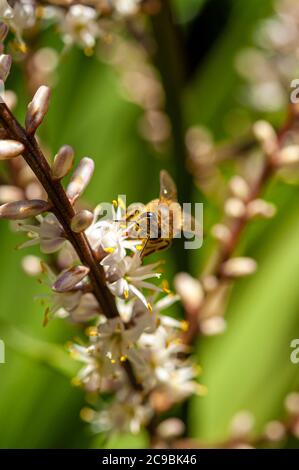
<box><xmin>0</xmin><ymin>58</ymin><xmax>201</xmax><ymax>433</ymax></box>
<box><xmin>0</xmin><ymin>0</ymin><xmax>146</xmax><ymax>52</ymax></box>
<box><xmin>236</xmin><ymin>0</ymin><xmax>299</xmax><ymax>111</ymax></box>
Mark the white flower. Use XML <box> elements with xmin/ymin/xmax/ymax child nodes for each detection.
<box><xmin>70</xmin><ymin>343</ymin><xmax>118</xmax><ymax>391</ymax></box>
<box><xmin>92</xmin><ymin>390</ymin><xmax>153</xmax><ymax>434</ymax></box>
<box><xmin>17</xmin><ymin>213</ymin><xmax>67</xmax><ymax>254</ymax></box>
<box><xmin>113</xmin><ymin>0</ymin><xmax>141</xmax><ymax>16</ymax></box>
<box><xmin>134</xmin><ymin>322</ymin><xmax>199</xmax><ymax>400</ymax></box>
<box><xmin>86</xmin><ymin>205</ymin><xmax>140</xmax><ymax>267</ymax></box>
<box><xmin>0</xmin><ymin>0</ymin><xmax>13</xmax><ymax>20</ymax></box>
<box><xmin>60</xmin><ymin>5</ymin><xmax>100</xmax><ymax>50</ymax></box>
<box><xmin>96</xmin><ymin>316</ymin><xmax>144</xmax><ymax>363</ymax></box>
<box><xmin>1</xmin><ymin>0</ymin><xmax>36</xmax><ymax>42</ymax></box>
<box><xmin>107</xmin><ymin>253</ymin><xmax>162</xmax><ymax>306</ymax></box>
<box><xmin>38</xmin><ymin>263</ymin><xmax>99</xmax><ymax>323</ymax></box>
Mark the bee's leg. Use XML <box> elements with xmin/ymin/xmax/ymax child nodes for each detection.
<box><xmin>139</xmin><ymin>236</ymin><xmax>150</xmax><ymax>259</ymax></box>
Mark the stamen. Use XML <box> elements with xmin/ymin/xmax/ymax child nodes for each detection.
<box><xmin>85</xmin><ymin>326</ymin><xmax>98</xmax><ymax>337</ymax></box>
<box><xmin>104</xmin><ymin>247</ymin><xmax>115</xmax><ymax>254</ymax></box>
<box><xmin>180</xmin><ymin>320</ymin><xmax>189</xmax><ymax>332</ymax></box>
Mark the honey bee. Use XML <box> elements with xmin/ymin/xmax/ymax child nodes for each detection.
<box><xmin>127</xmin><ymin>170</ymin><xmax>200</xmax><ymax>257</ymax></box>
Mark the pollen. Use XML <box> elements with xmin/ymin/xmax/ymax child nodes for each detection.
<box><xmin>16</xmin><ymin>41</ymin><xmax>28</xmax><ymax>53</ymax></box>
<box><xmin>120</xmin><ymin>355</ymin><xmax>127</xmax><ymax>362</ymax></box>
<box><xmin>124</xmin><ymin>289</ymin><xmax>129</xmax><ymax>299</ymax></box>
<box><xmin>162</xmin><ymin>280</ymin><xmax>171</xmax><ymax>294</ymax></box>
<box><xmin>147</xmin><ymin>302</ymin><xmax>153</xmax><ymax>312</ymax></box>
<box><xmin>104</xmin><ymin>247</ymin><xmax>115</xmax><ymax>254</ymax></box>
<box><xmin>180</xmin><ymin>320</ymin><xmax>189</xmax><ymax>332</ymax></box>
<box><xmin>136</xmin><ymin>244</ymin><xmax>143</xmax><ymax>251</ymax></box>
<box><xmin>111</xmin><ymin>358</ymin><xmax>116</xmax><ymax>364</ymax></box>
<box><xmin>112</xmin><ymin>199</ymin><xmax>118</xmax><ymax>208</ymax></box>
<box><xmin>80</xmin><ymin>407</ymin><xmax>95</xmax><ymax>423</ymax></box>
<box><xmin>71</xmin><ymin>377</ymin><xmax>82</xmax><ymax>387</ymax></box>
<box><xmin>84</xmin><ymin>47</ymin><xmax>94</xmax><ymax>57</ymax></box>
<box><xmin>85</xmin><ymin>326</ymin><xmax>98</xmax><ymax>337</ymax></box>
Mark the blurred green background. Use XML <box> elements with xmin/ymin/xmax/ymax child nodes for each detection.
<box><xmin>1</xmin><ymin>0</ymin><xmax>299</xmax><ymax>448</ymax></box>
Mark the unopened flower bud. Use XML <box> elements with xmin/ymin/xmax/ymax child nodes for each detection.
<box><xmin>221</xmin><ymin>257</ymin><xmax>257</xmax><ymax>278</ymax></box>
<box><xmin>253</xmin><ymin>120</ymin><xmax>278</xmax><ymax>156</ymax></box>
<box><xmin>71</xmin><ymin>209</ymin><xmax>94</xmax><ymax>233</ymax></box>
<box><xmin>277</xmin><ymin>145</ymin><xmax>299</xmax><ymax>166</ymax></box>
<box><xmin>25</xmin><ymin>86</ymin><xmax>51</xmax><ymax>134</ymax></box>
<box><xmin>211</xmin><ymin>223</ymin><xmax>231</xmax><ymax>244</ymax></box>
<box><xmin>229</xmin><ymin>176</ymin><xmax>250</xmax><ymax>200</ymax></box>
<box><xmin>200</xmin><ymin>316</ymin><xmax>226</xmax><ymax>336</ymax></box>
<box><xmin>66</xmin><ymin>157</ymin><xmax>95</xmax><ymax>202</ymax></box>
<box><xmin>247</xmin><ymin>199</ymin><xmax>276</xmax><ymax>219</ymax></box>
<box><xmin>0</xmin><ymin>23</ymin><xmax>9</xmax><ymax>42</ymax></box>
<box><xmin>174</xmin><ymin>272</ymin><xmax>204</xmax><ymax>311</ymax></box>
<box><xmin>202</xmin><ymin>275</ymin><xmax>218</xmax><ymax>292</ymax></box>
<box><xmin>0</xmin><ymin>185</ymin><xmax>23</xmax><ymax>203</ymax></box>
<box><xmin>232</xmin><ymin>443</ymin><xmax>254</xmax><ymax>449</ymax></box>
<box><xmin>21</xmin><ymin>255</ymin><xmax>42</xmax><ymax>276</ymax></box>
<box><xmin>156</xmin><ymin>419</ymin><xmax>185</xmax><ymax>440</ymax></box>
<box><xmin>0</xmin><ymin>199</ymin><xmax>49</xmax><ymax>220</ymax></box>
<box><xmin>52</xmin><ymin>145</ymin><xmax>74</xmax><ymax>179</ymax></box>
<box><xmin>264</xmin><ymin>421</ymin><xmax>285</xmax><ymax>442</ymax></box>
<box><xmin>0</xmin><ymin>139</ymin><xmax>24</xmax><ymax>160</ymax></box>
<box><xmin>0</xmin><ymin>54</ymin><xmax>12</xmax><ymax>82</ymax></box>
<box><xmin>230</xmin><ymin>411</ymin><xmax>255</xmax><ymax>438</ymax></box>
<box><xmin>52</xmin><ymin>265</ymin><xmax>90</xmax><ymax>292</ymax></box>
<box><xmin>3</xmin><ymin>90</ymin><xmax>17</xmax><ymax>110</ymax></box>
<box><xmin>285</xmin><ymin>392</ymin><xmax>299</xmax><ymax>415</ymax></box>
<box><xmin>224</xmin><ymin>197</ymin><xmax>246</xmax><ymax>218</ymax></box>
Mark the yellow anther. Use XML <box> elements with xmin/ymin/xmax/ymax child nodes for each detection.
<box><xmin>18</xmin><ymin>42</ymin><xmax>28</xmax><ymax>53</ymax></box>
<box><xmin>173</xmin><ymin>338</ymin><xmax>182</xmax><ymax>345</ymax></box>
<box><xmin>111</xmin><ymin>359</ymin><xmax>116</xmax><ymax>364</ymax></box>
<box><xmin>180</xmin><ymin>320</ymin><xmax>189</xmax><ymax>332</ymax></box>
<box><xmin>196</xmin><ymin>384</ymin><xmax>208</xmax><ymax>396</ymax></box>
<box><xmin>104</xmin><ymin>247</ymin><xmax>115</xmax><ymax>254</ymax></box>
<box><xmin>35</xmin><ymin>6</ymin><xmax>44</xmax><ymax>18</ymax></box>
<box><xmin>147</xmin><ymin>302</ymin><xmax>153</xmax><ymax>312</ymax></box>
<box><xmin>85</xmin><ymin>326</ymin><xmax>98</xmax><ymax>337</ymax></box>
<box><xmin>194</xmin><ymin>364</ymin><xmax>203</xmax><ymax>376</ymax></box>
<box><xmin>112</xmin><ymin>199</ymin><xmax>118</xmax><ymax>208</ymax></box>
<box><xmin>84</xmin><ymin>47</ymin><xmax>94</xmax><ymax>57</ymax></box>
<box><xmin>124</xmin><ymin>289</ymin><xmax>129</xmax><ymax>299</ymax></box>
<box><xmin>71</xmin><ymin>377</ymin><xmax>82</xmax><ymax>387</ymax></box>
<box><xmin>136</xmin><ymin>244</ymin><xmax>143</xmax><ymax>251</ymax></box>
<box><xmin>120</xmin><ymin>355</ymin><xmax>127</xmax><ymax>363</ymax></box>
<box><xmin>162</xmin><ymin>280</ymin><xmax>171</xmax><ymax>294</ymax></box>
<box><xmin>80</xmin><ymin>407</ymin><xmax>95</xmax><ymax>423</ymax></box>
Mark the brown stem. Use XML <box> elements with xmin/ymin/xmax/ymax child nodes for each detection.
<box><xmin>0</xmin><ymin>101</ymin><xmax>118</xmax><ymax>319</ymax></box>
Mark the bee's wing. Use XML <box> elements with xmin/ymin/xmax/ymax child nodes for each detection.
<box><xmin>181</xmin><ymin>212</ymin><xmax>202</xmax><ymax>239</ymax></box>
<box><xmin>160</xmin><ymin>170</ymin><xmax>178</xmax><ymax>202</ymax></box>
